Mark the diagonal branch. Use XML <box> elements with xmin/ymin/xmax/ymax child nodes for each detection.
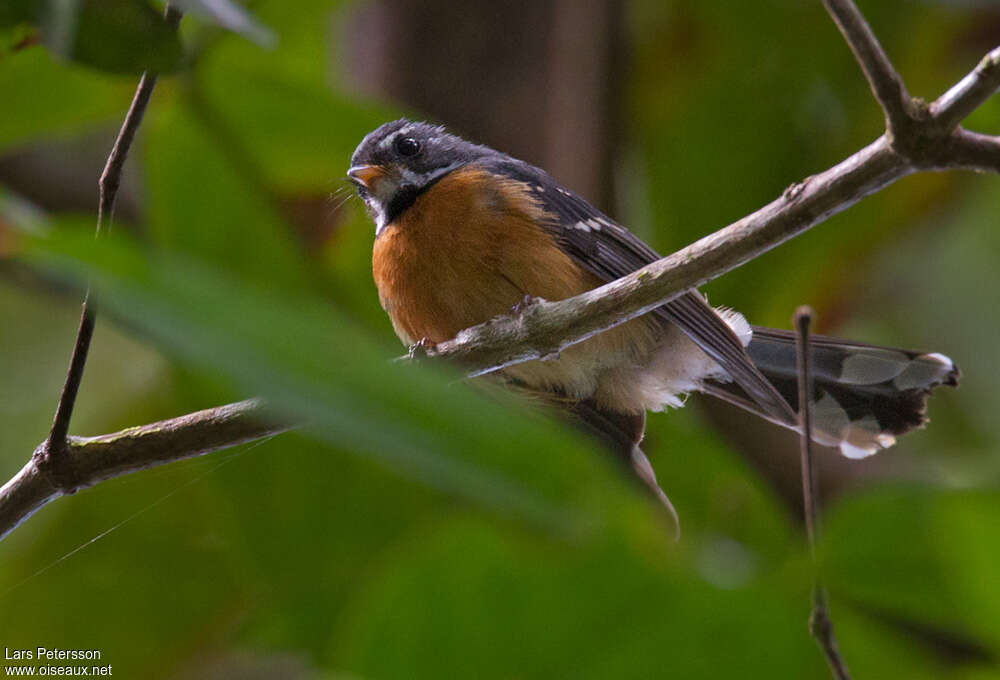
<box><xmin>428</xmin><ymin>137</ymin><xmax>908</xmax><ymax>375</ymax></box>
<box><xmin>426</xmin><ymin>34</ymin><xmax>1000</xmax><ymax>375</ymax></box>
<box><xmin>1</xmin><ymin>400</ymin><xmax>285</xmax><ymax>541</ymax></box>
<box><xmin>821</xmin><ymin>0</ymin><xmax>915</xmax><ymax>139</ymax></box>
<box><xmin>1</xmin><ymin>9</ymin><xmax>999</xmax><ymax>542</ymax></box>
<box><xmin>930</xmin><ymin>46</ymin><xmax>1000</xmax><ymax>134</ymax></box>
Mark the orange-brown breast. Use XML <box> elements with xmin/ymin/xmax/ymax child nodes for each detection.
<box><xmin>372</xmin><ymin>168</ymin><xmax>591</xmax><ymax>343</ymax></box>
<box><xmin>372</xmin><ymin>166</ymin><xmax>659</xmax><ymax>403</ymax></box>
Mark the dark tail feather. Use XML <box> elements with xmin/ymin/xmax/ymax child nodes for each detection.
<box><xmin>703</xmin><ymin>326</ymin><xmax>959</xmax><ymax>458</ymax></box>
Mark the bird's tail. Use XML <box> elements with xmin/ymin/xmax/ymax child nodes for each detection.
<box><xmin>703</xmin><ymin>327</ymin><xmax>960</xmax><ymax>458</ymax></box>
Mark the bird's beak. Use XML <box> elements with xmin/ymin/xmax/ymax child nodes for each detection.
<box><xmin>347</xmin><ymin>164</ymin><xmax>386</xmax><ymax>189</ymax></box>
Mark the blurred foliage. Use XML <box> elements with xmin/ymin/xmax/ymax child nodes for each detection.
<box><xmin>1</xmin><ymin>0</ymin><xmax>999</xmax><ymax>678</ymax></box>
<box><xmin>0</xmin><ymin>0</ymin><xmax>183</xmax><ymax>74</ymax></box>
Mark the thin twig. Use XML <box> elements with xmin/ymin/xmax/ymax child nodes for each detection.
<box><xmin>811</xmin><ymin>587</ymin><xmax>850</xmax><ymax>680</ymax></box>
<box><xmin>794</xmin><ymin>308</ymin><xmax>821</xmax><ymax>555</ymax></box>
<box><xmin>821</xmin><ymin>0</ymin><xmax>915</xmax><ymax>138</ymax></box>
<box><xmin>930</xmin><ymin>46</ymin><xmax>1000</xmax><ymax>134</ymax></box>
<box><xmin>795</xmin><ymin>307</ymin><xmax>850</xmax><ymax>680</ymax></box>
<box><xmin>44</xmin><ymin>5</ymin><xmax>183</xmax><ymax>452</ymax></box>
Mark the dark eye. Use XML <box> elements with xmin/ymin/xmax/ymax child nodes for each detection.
<box><xmin>394</xmin><ymin>136</ymin><xmax>421</xmax><ymax>157</ymax></box>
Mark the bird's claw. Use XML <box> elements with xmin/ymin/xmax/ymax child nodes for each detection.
<box><xmin>510</xmin><ymin>294</ymin><xmax>538</xmax><ymax>316</ymax></box>
<box><xmin>408</xmin><ymin>337</ymin><xmax>437</xmax><ymax>360</ymax></box>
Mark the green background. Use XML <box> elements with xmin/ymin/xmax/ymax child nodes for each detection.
<box><xmin>1</xmin><ymin>1</ymin><xmax>999</xmax><ymax>678</ymax></box>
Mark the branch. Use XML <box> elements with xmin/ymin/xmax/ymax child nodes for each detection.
<box><xmin>940</xmin><ymin>128</ymin><xmax>1000</xmax><ymax>174</ymax></box>
<box><xmin>795</xmin><ymin>308</ymin><xmax>821</xmax><ymax>560</ymax></box>
<box><xmin>426</xmin><ymin>30</ymin><xmax>1000</xmax><ymax>375</ymax></box>
<box><xmin>930</xmin><ymin>46</ymin><xmax>1000</xmax><ymax>134</ymax></box>
<box><xmin>44</xmin><ymin>5</ymin><xmax>183</xmax><ymax>450</ymax></box>
<box><xmin>795</xmin><ymin>308</ymin><xmax>851</xmax><ymax>679</ymax></box>
<box><xmin>0</xmin><ymin>400</ymin><xmax>287</xmax><ymax>541</ymax></box>
<box><xmin>821</xmin><ymin>0</ymin><xmax>915</xmax><ymax>139</ymax></box>
<box><xmin>2</xmin><ymin>4</ymin><xmax>1000</xmax><ymax>542</ymax></box>
<box><xmin>432</xmin><ymin>136</ymin><xmax>908</xmax><ymax>374</ymax></box>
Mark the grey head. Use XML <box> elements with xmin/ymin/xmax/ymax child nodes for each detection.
<box><xmin>347</xmin><ymin>119</ymin><xmax>497</xmax><ymax>233</ymax></box>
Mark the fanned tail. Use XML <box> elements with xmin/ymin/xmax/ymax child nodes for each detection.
<box><xmin>703</xmin><ymin>327</ymin><xmax>959</xmax><ymax>458</ymax></box>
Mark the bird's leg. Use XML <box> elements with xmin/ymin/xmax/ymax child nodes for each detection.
<box><xmin>510</xmin><ymin>293</ymin><xmax>539</xmax><ymax>316</ymax></box>
<box><xmin>408</xmin><ymin>337</ymin><xmax>438</xmax><ymax>360</ymax></box>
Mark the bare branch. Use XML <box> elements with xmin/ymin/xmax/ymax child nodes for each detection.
<box><xmin>931</xmin><ymin>46</ymin><xmax>1000</xmax><ymax>134</ymax></box>
<box><xmin>45</xmin><ymin>4</ymin><xmax>184</xmax><ymax>451</ymax></box>
<box><xmin>794</xmin><ymin>307</ymin><xmax>820</xmax><ymax>556</ymax></box>
<box><xmin>429</xmin><ymin>137</ymin><xmax>912</xmax><ymax>375</ymax></box>
<box><xmin>940</xmin><ymin>129</ymin><xmax>1000</xmax><ymax>174</ymax></box>
<box><xmin>1</xmin><ymin>400</ymin><xmax>286</xmax><ymax>541</ymax></box>
<box><xmin>811</xmin><ymin>587</ymin><xmax>851</xmax><ymax>680</ymax></box>
<box><xmin>795</xmin><ymin>308</ymin><xmax>851</xmax><ymax>679</ymax></box>
<box><xmin>427</xmin><ymin>29</ymin><xmax>1000</xmax><ymax>375</ymax></box>
<box><xmin>822</xmin><ymin>0</ymin><xmax>915</xmax><ymax>138</ymax></box>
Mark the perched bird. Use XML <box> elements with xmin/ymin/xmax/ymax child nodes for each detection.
<box><xmin>348</xmin><ymin>119</ymin><xmax>958</xmax><ymax>495</ymax></box>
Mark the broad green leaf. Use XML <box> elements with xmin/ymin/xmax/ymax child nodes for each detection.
<box><xmin>23</xmin><ymin>226</ymin><xmax>665</xmax><ymax>541</ymax></box>
<box><xmin>0</xmin><ymin>0</ymin><xmax>34</xmax><ymax>30</ymax></box>
<box><xmin>195</xmin><ymin>63</ymin><xmax>393</xmax><ymax>193</ymax></box>
<box><xmin>168</xmin><ymin>0</ymin><xmax>274</xmax><ymax>47</ymax></box>
<box><xmin>143</xmin><ymin>101</ymin><xmax>308</xmax><ymax>286</ymax></box>
<box><xmin>333</xmin><ymin>517</ymin><xmax>822</xmax><ymax>679</ymax></box>
<box><xmin>0</xmin><ymin>47</ymin><xmax>131</xmax><ymax>151</ymax></box>
<box><xmin>825</xmin><ymin>486</ymin><xmax>1000</xmax><ymax>653</ymax></box>
<box><xmin>37</xmin><ymin>0</ymin><xmax>183</xmax><ymax>75</ymax></box>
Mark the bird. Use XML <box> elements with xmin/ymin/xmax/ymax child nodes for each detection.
<box><xmin>347</xmin><ymin>118</ymin><xmax>958</xmax><ymax>503</ymax></box>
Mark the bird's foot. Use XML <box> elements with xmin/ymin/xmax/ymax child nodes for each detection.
<box><xmin>408</xmin><ymin>337</ymin><xmax>437</xmax><ymax>360</ymax></box>
<box><xmin>510</xmin><ymin>294</ymin><xmax>539</xmax><ymax>316</ymax></box>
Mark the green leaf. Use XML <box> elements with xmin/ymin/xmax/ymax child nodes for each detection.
<box><xmin>53</xmin><ymin>0</ymin><xmax>184</xmax><ymax>74</ymax></box>
<box><xmin>0</xmin><ymin>0</ymin><xmax>35</xmax><ymax>32</ymax></box>
<box><xmin>0</xmin><ymin>44</ymin><xmax>131</xmax><ymax>152</ymax></box>
<box><xmin>142</xmin><ymin>101</ymin><xmax>308</xmax><ymax>286</ymax></box>
<box><xmin>333</xmin><ymin>518</ymin><xmax>823</xmax><ymax>679</ymax></box>
<box><xmin>22</xmin><ymin>226</ymin><xmax>665</xmax><ymax>542</ymax></box>
<box><xmin>5</xmin><ymin>0</ymin><xmax>184</xmax><ymax>74</ymax></box>
<box><xmin>168</xmin><ymin>0</ymin><xmax>274</xmax><ymax>47</ymax></box>
<box><xmin>825</xmin><ymin>486</ymin><xmax>1000</xmax><ymax>653</ymax></box>
<box><xmin>194</xmin><ymin>63</ymin><xmax>393</xmax><ymax>193</ymax></box>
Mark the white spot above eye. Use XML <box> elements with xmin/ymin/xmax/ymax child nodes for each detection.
<box><xmin>379</xmin><ymin>124</ymin><xmax>414</xmax><ymax>149</ymax></box>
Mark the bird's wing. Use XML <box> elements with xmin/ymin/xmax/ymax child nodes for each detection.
<box><xmin>486</xmin><ymin>158</ymin><xmax>796</xmax><ymax>424</ymax></box>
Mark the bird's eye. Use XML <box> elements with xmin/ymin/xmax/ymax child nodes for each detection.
<box><xmin>393</xmin><ymin>136</ymin><xmax>421</xmax><ymax>157</ymax></box>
